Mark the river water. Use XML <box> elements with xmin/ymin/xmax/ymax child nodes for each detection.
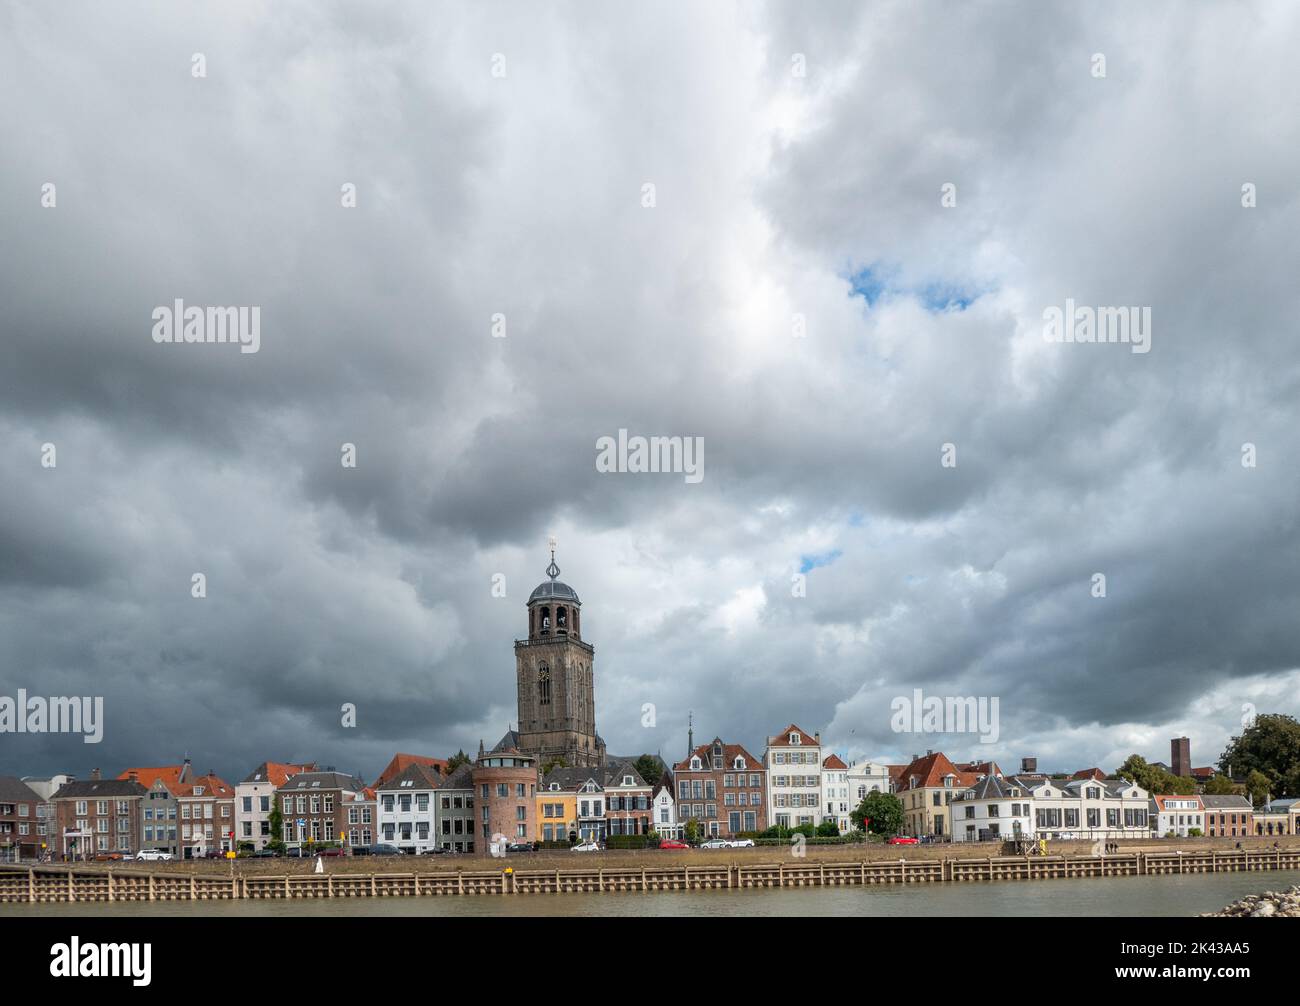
<box><xmin>6</xmin><ymin>869</ymin><xmax>1299</xmax><ymax>917</ymax></box>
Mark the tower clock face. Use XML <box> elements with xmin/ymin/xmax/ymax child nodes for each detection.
<box><xmin>539</xmin><ymin>667</ymin><xmax>549</xmax><ymax>682</ymax></box>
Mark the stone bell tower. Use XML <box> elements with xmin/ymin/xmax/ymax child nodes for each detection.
<box><xmin>514</xmin><ymin>538</ymin><xmax>605</xmax><ymax>769</ymax></box>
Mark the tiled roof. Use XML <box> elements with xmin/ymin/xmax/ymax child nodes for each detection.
<box><xmin>241</xmin><ymin>761</ymin><xmax>316</xmax><ymax>787</ymax></box>
<box><xmin>0</xmin><ymin>776</ymin><xmax>42</xmax><ymax>804</ymax></box>
<box><xmin>673</xmin><ymin>738</ymin><xmax>763</xmax><ymax>773</ymax></box>
<box><xmin>766</xmin><ymin>724</ymin><xmax>818</xmax><ymax>746</ymax></box>
<box><xmin>893</xmin><ymin>752</ymin><xmax>979</xmax><ymax>792</ymax></box>
<box><xmin>438</xmin><ymin>763</ymin><xmax>475</xmax><ymax>791</ymax></box>
<box><xmin>183</xmin><ymin>773</ymin><xmax>234</xmax><ymax>799</ymax></box>
<box><xmin>1199</xmin><ymin>795</ymin><xmax>1251</xmax><ymax>809</ymax></box>
<box><xmin>822</xmin><ymin>754</ymin><xmax>848</xmax><ymax>770</ymax></box>
<box><xmin>375</xmin><ymin>762</ymin><xmax>443</xmax><ymax>791</ymax></box>
<box><xmin>1070</xmin><ymin>767</ymin><xmax>1107</xmax><ymax>781</ymax></box>
<box><xmin>277</xmin><ymin>771</ymin><xmax>365</xmax><ymax>794</ymax></box>
<box><xmin>53</xmin><ymin>779</ymin><xmax>148</xmax><ymax>799</ymax></box>
<box><xmin>117</xmin><ymin>765</ymin><xmax>189</xmax><ymax>792</ymax></box>
<box><xmin>373</xmin><ymin>753</ymin><xmax>449</xmax><ymax>788</ymax></box>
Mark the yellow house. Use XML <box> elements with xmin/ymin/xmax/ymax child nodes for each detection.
<box><xmin>536</xmin><ymin>789</ymin><xmax>578</xmax><ymax>844</ymax></box>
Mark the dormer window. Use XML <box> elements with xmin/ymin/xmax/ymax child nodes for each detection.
<box><xmin>790</xmin><ymin>733</ymin><xmax>801</xmax><ymax>745</ymax></box>
<box><xmin>690</xmin><ymin>757</ymin><xmax>702</xmax><ymax>771</ymax></box>
<box><xmin>623</xmin><ymin>776</ymin><xmax>633</xmax><ymax>786</ymax></box>
<box><xmin>734</xmin><ymin>757</ymin><xmax>744</xmax><ymax>770</ymax></box>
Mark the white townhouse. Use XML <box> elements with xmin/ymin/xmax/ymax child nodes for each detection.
<box><xmin>652</xmin><ymin>776</ymin><xmax>679</xmax><ymax>839</ymax></box>
<box><xmin>1151</xmin><ymin>795</ymin><xmax>1204</xmax><ymax>838</ymax></box>
<box><xmin>376</xmin><ymin>762</ymin><xmax>442</xmax><ymax>853</ymax></box>
<box><xmin>846</xmin><ymin>760</ymin><xmax>894</xmax><ymax>807</ymax></box>
<box><xmin>1010</xmin><ymin>773</ymin><xmax>1150</xmax><ymax>840</ymax></box>
<box><xmin>764</xmin><ymin>724</ymin><xmax>824</xmax><ymax>829</ymax></box>
<box><xmin>820</xmin><ymin>755</ymin><xmax>852</xmax><ymax>833</ymax></box>
<box><xmin>950</xmin><ymin>775</ymin><xmax>1034</xmax><ymax>842</ymax></box>
<box><xmin>235</xmin><ymin>761</ymin><xmax>315</xmax><ymax>851</ymax></box>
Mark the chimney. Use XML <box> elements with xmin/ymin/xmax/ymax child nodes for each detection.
<box><xmin>1021</xmin><ymin>757</ymin><xmax>1037</xmax><ymax>774</ymax></box>
<box><xmin>90</xmin><ymin>768</ymin><xmax>101</xmax><ymax>781</ymax></box>
<box><xmin>127</xmin><ymin>771</ymin><xmax>138</xmax><ymax>783</ymax></box>
<box><xmin>814</xmin><ymin>732</ymin><xmax>820</xmax><ymax>744</ymax></box>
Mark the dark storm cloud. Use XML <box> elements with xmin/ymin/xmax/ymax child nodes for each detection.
<box><xmin>1</xmin><ymin>0</ymin><xmax>1299</xmax><ymax>785</ymax></box>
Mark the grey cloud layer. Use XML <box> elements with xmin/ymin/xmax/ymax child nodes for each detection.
<box><xmin>1</xmin><ymin>0</ymin><xmax>1298</xmax><ymax>782</ymax></box>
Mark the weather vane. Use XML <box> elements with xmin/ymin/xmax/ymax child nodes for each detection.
<box><xmin>546</xmin><ymin>535</ymin><xmax>560</xmax><ymax>581</ymax></box>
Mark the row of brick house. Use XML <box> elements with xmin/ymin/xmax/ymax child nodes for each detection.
<box><xmin>5</xmin><ymin>734</ymin><xmax>1296</xmax><ymax>860</ymax></box>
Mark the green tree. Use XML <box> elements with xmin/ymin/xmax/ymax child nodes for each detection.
<box><xmin>851</xmin><ymin>792</ymin><xmax>905</xmax><ymax>836</ymax></box>
<box><xmin>1245</xmin><ymin>769</ymin><xmax>1273</xmax><ymax>807</ymax></box>
<box><xmin>683</xmin><ymin>818</ymin><xmax>702</xmax><ymax>844</ymax></box>
<box><xmin>445</xmin><ymin>749</ymin><xmax>471</xmax><ymax>774</ymax></box>
<box><xmin>1219</xmin><ymin>714</ymin><xmax>1300</xmax><ymax>797</ymax></box>
<box><xmin>541</xmin><ymin>756</ymin><xmax>568</xmax><ymax>776</ymax></box>
<box><xmin>815</xmin><ymin>819</ymin><xmax>840</xmax><ymax>838</ymax></box>
<box><xmin>633</xmin><ymin>754</ymin><xmax>664</xmax><ymax>786</ymax></box>
<box><xmin>1116</xmin><ymin>754</ymin><xmax>1194</xmax><ymax>795</ymax></box>
<box><xmin>267</xmin><ymin>800</ymin><xmax>284</xmax><ymax>853</ymax></box>
<box><xmin>1201</xmin><ymin>773</ymin><xmax>1237</xmax><ymax>796</ymax></box>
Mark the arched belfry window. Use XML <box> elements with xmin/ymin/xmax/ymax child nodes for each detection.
<box><xmin>556</xmin><ymin>606</ymin><xmax>567</xmax><ymax>632</ymax></box>
<box><xmin>538</xmin><ymin>664</ymin><xmax>551</xmax><ymax>705</ymax></box>
<box><xmin>540</xmin><ymin>607</ymin><xmax>551</xmax><ymax>634</ymax></box>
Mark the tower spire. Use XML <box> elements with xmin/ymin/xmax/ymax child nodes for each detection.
<box><xmin>687</xmin><ymin>711</ymin><xmax>694</xmax><ymax>756</ymax></box>
<box><xmin>545</xmin><ymin>534</ymin><xmax>560</xmax><ymax>581</ymax></box>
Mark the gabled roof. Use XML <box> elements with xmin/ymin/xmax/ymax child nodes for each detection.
<box><xmin>1191</xmin><ymin>766</ymin><xmax>1216</xmax><ymax>779</ymax></box>
<box><xmin>822</xmin><ymin>754</ymin><xmax>848</xmax><ymax>770</ymax></box>
<box><xmin>53</xmin><ymin>779</ymin><xmax>148</xmax><ymax>799</ymax></box>
<box><xmin>542</xmin><ymin>767</ymin><xmax>603</xmax><ymax>792</ymax></box>
<box><xmin>953</xmin><ymin>760</ymin><xmax>1002</xmax><ymax>778</ymax></box>
<box><xmin>1070</xmin><ymin>767</ymin><xmax>1107</xmax><ymax>782</ymax></box>
<box><xmin>603</xmin><ymin>761</ymin><xmax>650</xmax><ymax>789</ymax></box>
<box><xmin>766</xmin><ymin>724</ymin><xmax>818</xmax><ymax>747</ymax></box>
<box><xmin>673</xmin><ymin>738</ymin><xmax>763</xmax><ymax>773</ymax></box>
<box><xmin>491</xmin><ymin>730</ymin><xmax>521</xmax><ymax>753</ymax></box>
<box><xmin>894</xmin><ymin>752</ymin><xmax>978</xmax><ymax>792</ymax></box>
<box><xmin>117</xmin><ymin>764</ymin><xmax>189</xmax><ymax>792</ymax></box>
<box><xmin>373</xmin><ymin>753</ymin><xmax>448</xmax><ymax>789</ymax></box>
<box><xmin>652</xmin><ymin>771</ymin><xmax>675</xmax><ymax>799</ymax></box>
<box><xmin>241</xmin><ymin>761</ymin><xmax>316</xmax><ymax>787</ymax></box>
<box><xmin>952</xmin><ymin>775</ymin><xmax>1026</xmax><ymax>801</ymax></box>
<box><xmin>182</xmin><ymin>773</ymin><xmax>234</xmax><ymax>799</ymax></box>
<box><xmin>0</xmin><ymin>776</ymin><xmax>42</xmax><ymax>804</ymax></box>
<box><xmin>276</xmin><ymin>771</ymin><xmax>365</xmax><ymax>794</ymax></box>
<box><xmin>376</xmin><ymin>762</ymin><xmax>443</xmax><ymax>792</ymax></box>
<box><xmin>438</xmin><ymin>763</ymin><xmax>475</xmax><ymax>791</ymax></box>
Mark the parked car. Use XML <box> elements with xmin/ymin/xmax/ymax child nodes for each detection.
<box><xmin>250</xmin><ymin>848</ymin><xmax>280</xmax><ymax>858</ymax></box>
<box><xmin>658</xmin><ymin>839</ymin><xmax>689</xmax><ymax>850</ymax></box>
<box><xmin>93</xmin><ymin>852</ymin><xmax>126</xmax><ymax>862</ymax></box>
<box><xmin>887</xmin><ymin>836</ymin><xmax>919</xmax><ymax>845</ymax></box>
<box><xmin>421</xmin><ymin>846</ymin><xmax>450</xmax><ymax>855</ymax></box>
<box><xmin>506</xmin><ymin>842</ymin><xmax>535</xmax><ymax>853</ymax></box>
<box><xmin>730</xmin><ymin>838</ymin><xmax>755</xmax><ymax>848</ymax></box>
<box><xmin>318</xmin><ymin>846</ymin><xmax>346</xmax><ymax>857</ymax></box>
<box><xmin>570</xmin><ymin>841</ymin><xmax>600</xmax><ymax>852</ymax></box>
<box><xmin>700</xmin><ymin>838</ymin><xmax>730</xmax><ymax>849</ymax></box>
<box><xmin>135</xmin><ymin>849</ymin><xmax>175</xmax><ymax>862</ymax></box>
<box><xmin>367</xmin><ymin>844</ymin><xmax>404</xmax><ymax>856</ymax></box>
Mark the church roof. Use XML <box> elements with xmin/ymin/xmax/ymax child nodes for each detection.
<box><xmin>528</xmin><ymin>580</ymin><xmax>580</xmax><ymax>605</ymax></box>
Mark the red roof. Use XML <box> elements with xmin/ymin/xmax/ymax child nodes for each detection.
<box><xmin>1071</xmin><ymin>767</ymin><xmax>1107</xmax><ymax>781</ymax></box>
<box><xmin>673</xmin><ymin>739</ymin><xmax>764</xmax><ymax>773</ymax></box>
<box><xmin>117</xmin><ymin>765</ymin><xmax>188</xmax><ymax>793</ymax></box>
<box><xmin>893</xmin><ymin>752</ymin><xmax>979</xmax><ymax>792</ymax></box>
<box><xmin>183</xmin><ymin>773</ymin><xmax>234</xmax><ymax>799</ymax></box>
<box><xmin>260</xmin><ymin>762</ymin><xmax>316</xmax><ymax>788</ymax></box>
<box><xmin>374</xmin><ymin>753</ymin><xmax>449</xmax><ymax>788</ymax></box>
<box><xmin>1191</xmin><ymin>766</ymin><xmax>1216</xmax><ymax>779</ymax></box>
<box><xmin>767</xmin><ymin>724</ymin><xmax>819</xmax><ymax>746</ymax></box>
<box><xmin>822</xmin><ymin>754</ymin><xmax>848</xmax><ymax>770</ymax></box>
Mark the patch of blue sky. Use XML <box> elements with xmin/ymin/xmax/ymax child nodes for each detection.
<box><xmin>799</xmin><ymin>549</ymin><xmax>843</xmax><ymax>574</ymax></box>
<box><xmin>847</xmin><ymin>262</ymin><xmax>985</xmax><ymax>313</ymax></box>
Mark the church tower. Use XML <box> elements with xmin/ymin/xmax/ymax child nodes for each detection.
<box><xmin>514</xmin><ymin>539</ymin><xmax>606</xmax><ymax>769</ymax></box>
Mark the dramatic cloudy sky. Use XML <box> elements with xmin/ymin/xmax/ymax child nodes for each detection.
<box><xmin>3</xmin><ymin>0</ymin><xmax>1298</xmax><ymax>785</ymax></box>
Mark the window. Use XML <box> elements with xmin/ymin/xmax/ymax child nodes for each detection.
<box><xmin>538</xmin><ymin>664</ymin><xmax>551</xmax><ymax>705</ymax></box>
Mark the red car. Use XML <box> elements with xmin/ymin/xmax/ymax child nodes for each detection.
<box><xmin>886</xmin><ymin>836</ymin><xmax>919</xmax><ymax>845</ymax></box>
<box><xmin>658</xmin><ymin>839</ymin><xmax>689</xmax><ymax>849</ymax></box>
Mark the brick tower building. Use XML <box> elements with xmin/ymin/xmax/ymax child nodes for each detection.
<box><xmin>514</xmin><ymin>540</ymin><xmax>605</xmax><ymax>769</ymax></box>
